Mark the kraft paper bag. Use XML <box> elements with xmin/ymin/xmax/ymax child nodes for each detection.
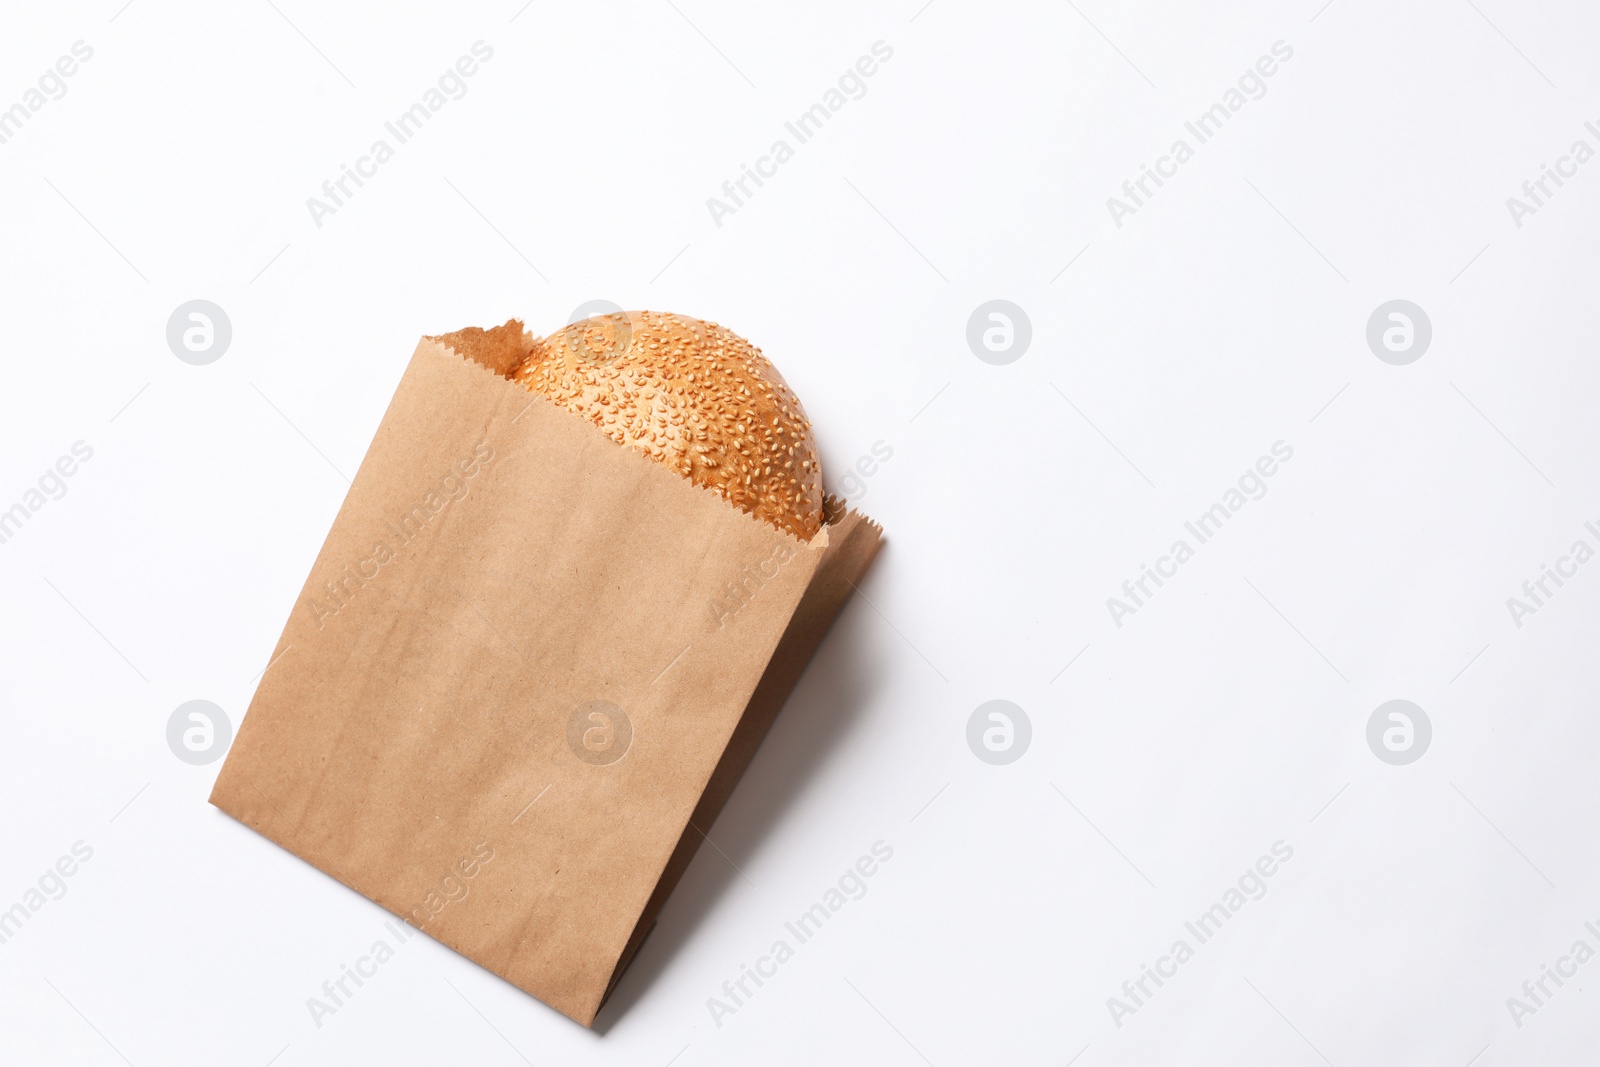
<box><xmin>209</xmin><ymin>326</ymin><xmax>882</xmax><ymax>1026</ymax></box>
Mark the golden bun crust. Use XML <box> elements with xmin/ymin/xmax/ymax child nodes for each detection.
<box><xmin>511</xmin><ymin>311</ymin><xmax>824</xmax><ymax>540</ymax></box>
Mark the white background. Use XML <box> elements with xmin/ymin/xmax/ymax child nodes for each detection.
<box><xmin>2</xmin><ymin>0</ymin><xmax>1598</xmax><ymax>1063</ymax></box>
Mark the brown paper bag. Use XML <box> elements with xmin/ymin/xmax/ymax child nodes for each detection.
<box><xmin>210</xmin><ymin>330</ymin><xmax>882</xmax><ymax>1026</ymax></box>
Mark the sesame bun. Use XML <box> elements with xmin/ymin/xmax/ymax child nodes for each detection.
<box><xmin>509</xmin><ymin>311</ymin><xmax>824</xmax><ymax>540</ymax></box>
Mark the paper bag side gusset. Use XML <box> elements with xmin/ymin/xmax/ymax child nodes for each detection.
<box><xmin>600</xmin><ymin>507</ymin><xmax>883</xmax><ymax>1010</ymax></box>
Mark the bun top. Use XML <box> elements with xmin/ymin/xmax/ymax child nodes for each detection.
<box><xmin>510</xmin><ymin>311</ymin><xmax>824</xmax><ymax>540</ymax></box>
